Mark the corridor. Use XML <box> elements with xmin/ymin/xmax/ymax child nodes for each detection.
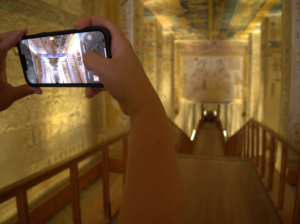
<box><xmin>179</xmin><ymin>120</ymin><xmax>282</xmax><ymax>223</ymax></box>
<box><xmin>192</xmin><ymin>122</ymin><xmax>224</xmax><ymax>157</ymax></box>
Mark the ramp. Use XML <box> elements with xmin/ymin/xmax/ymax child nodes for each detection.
<box><xmin>177</xmin><ymin>155</ymin><xmax>282</xmax><ymax>224</ymax></box>
<box><xmin>193</xmin><ymin>122</ymin><xmax>224</xmax><ymax>157</ymax></box>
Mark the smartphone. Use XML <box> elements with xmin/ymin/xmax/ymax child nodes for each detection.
<box><xmin>17</xmin><ymin>27</ymin><xmax>111</xmax><ymax>87</ymax></box>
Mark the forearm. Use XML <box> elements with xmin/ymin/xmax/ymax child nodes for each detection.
<box><xmin>118</xmin><ymin>93</ymin><xmax>188</xmax><ymax>224</ymax></box>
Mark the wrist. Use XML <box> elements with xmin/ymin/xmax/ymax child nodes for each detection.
<box><xmin>127</xmin><ymin>87</ymin><xmax>165</xmax><ymax>120</ymax></box>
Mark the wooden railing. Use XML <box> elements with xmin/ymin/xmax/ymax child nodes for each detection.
<box><xmin>169</xmin><ymin>119</ymin><xmax>201</xmax><ymax>154</ymax></box>
<box><xmin>0</xmin><ymin>119</ymin><xmax>196</xmax><ymax>223</ymax></box>
<box><xmin>0</xmin><ymin>131</ymin><xmax>130</xmax><ymax>224</ymax></box>
<box><xmin>225</xmin><ymin>118</ymin><xmax>300</xmax><ymax>224</ymax></box>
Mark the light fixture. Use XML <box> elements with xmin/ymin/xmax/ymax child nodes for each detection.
<box><xmin>190</xmin><ymin>129</ymin><xmax>196</xmax><ymax>141</ymax></box>
<box><xmin>214</xmin><ymin>110</ymin><xmax>217</xmax><ymax>116</ymax></box>
<box><xmin>203</xmin><ymin>110</ymin><xmax>207</xmax><ymax>116</ymax></box>
<box><xmin>50</xmin><ymin>37</ymin><xmax>54</xmax><ymax>40</ymax></box>
<box><xmin>223</xmin><ymin>130</ymin><xmax>227</xmax><ymax>138</ymax></box>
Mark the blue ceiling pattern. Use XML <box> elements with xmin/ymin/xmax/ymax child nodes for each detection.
<box><xmin>144</xmin><ymin>0</ymin><xmax>281</xmax><ymax>40</ymax></box>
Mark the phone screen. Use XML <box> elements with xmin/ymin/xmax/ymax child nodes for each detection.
<box><xmin>19</xmin><ymin>31</ymin><xmax>107</xmax><ymax>85</ymax></box>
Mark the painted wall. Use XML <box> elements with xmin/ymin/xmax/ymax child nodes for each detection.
<box><xmin>143</xmin><ymin>16</ymin><xmax>163</xmax><ymax>91</ymax></box>
<box><xmin>174</xmin><ymin>41</ymin><xmax>248</xmax><ymax>136</ymax></box>
<box><xmin>260</xmin><ymin>16</ymin><xmax>282</xmax><ymax>132</ymax></box>
<box><xmin>247</xmin><ymin>32</ymin><xmax>263</xmax><ymax>121</ymax></box>
<box><xmin>281</xmin><ymin>0</ymin><xmax>300</xmax><ymax>169</ymax></box>
<box><xmin>119</xmin><ymin>0</ymin><xmax>144</xmax><ymax>63</ymax></box>
<box><xmin>160</xmin><ymin>32</ymin><xmax>174</xmax><ymax>118</ymax></box>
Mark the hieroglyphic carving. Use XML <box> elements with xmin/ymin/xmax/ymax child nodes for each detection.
<box><xmin>260</xmin><ymin>16</ymin><xmax>282</xmax><ymax>132</ymax></box>
<box><xmin>143</xmin><ymin>16</ymin><xmax>163</xmax><ymax>91</ymax></box>
<box><xmin>119</xmin><ymin>0</ymin><xmax>144</xmax><ymax>62</ymax></box>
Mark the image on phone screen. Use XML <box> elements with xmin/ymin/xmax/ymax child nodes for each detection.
<box><xmin>19</xmin><ymin>31</ymin><xmax>106</xmax><ymax>84</ymax></box>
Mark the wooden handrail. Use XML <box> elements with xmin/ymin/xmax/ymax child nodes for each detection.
<box><xmin>1</xmin><ymin>119</ymin><xmax>193</xmax><ymax>224</ymax></box>
<box><xmin>251</xmin><ymin>119</ymin><xmax>300</xmax><ymax>156</ymax></box>
<box><xmin>168</xmin><ymin>119</ymin><xmax>195</xmax><ymax>154</ymax></box>
<box><xmin>0</xmin><ymin>131</ymin><xmax>129</xmax><ymax>204</ymax></box>
<box><xmin>226</xmin><ymin>118</ymin><xmax>300</xmax><ymax>224</ymax></box>
<box><xmin>232</xmin><ymin>119</ymin><xmax>300</xmax><ymax>156</ymax></box>
<box><xmin>0</xmin><ymin>131</ymin><xmax>129</xmax><ymax>224</ymax></box>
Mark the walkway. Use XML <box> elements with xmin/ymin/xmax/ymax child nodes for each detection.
<box><xmin>46</xmin><ymin>121</ymin><xmax>282</xmax><ymax>224</ymax></box>
<box><xmin>177</xmin><ymin>154</ymin><xmax>282</xmax><ymax>224</ymax></box>
<box><xmin>193</xmin><ymin>122</ymin><xmax>224</xmax><ymax>157</ymax></box>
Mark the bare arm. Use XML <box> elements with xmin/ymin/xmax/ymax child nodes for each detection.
<box><xmin>75</xmin><ymin>16</ymin><xmax>188</xmax><ymax>224</ymax></box>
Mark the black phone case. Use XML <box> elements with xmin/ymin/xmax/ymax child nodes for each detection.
<box><xmin>17</xmin><ymin>27</ymin><xmax>111</xmax><ymax>87</ymax></box>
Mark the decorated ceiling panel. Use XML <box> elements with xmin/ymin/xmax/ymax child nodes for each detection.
<box><xmin>144</xmin><ymin>0</ymin><xmax>281</xmax><ymax>40</ymax></box>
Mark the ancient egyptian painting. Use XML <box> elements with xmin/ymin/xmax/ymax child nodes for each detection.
<box><xmin>181</xmin><ymin>56</ymin><xmax>243</xmax><ymax>102</ymax></box>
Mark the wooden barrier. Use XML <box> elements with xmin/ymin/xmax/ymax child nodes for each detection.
<box><xmin>1</xmin><ymin>119</ymin><xmax>190</xmax><ymax>224</ymax></box>
<box><xmin>168</xmin><ymin>119</ymin><xmax>196</xmax><ymax>154</ymax></box>
<box><xmin>0</xmin><ymin>132</ymin><xmax>130</xmax><ymax>224</ymax></box>
<box><xmin>226</xmin><ymin>119</ymin><xmax>300</xmax><ymax>224</ymax></box>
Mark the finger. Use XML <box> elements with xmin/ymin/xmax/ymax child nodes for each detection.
<box><xmin>0</xmin><ymin>60</ymin><xmax>7</xmax><ymax>82</ymax></box>
<box><xmin>6</xmin><ymin>84</ymin><xmax>42</xmax><ymax>103</ymax></box>
<box><xmin>0</xmin><ymin>29</ymin><xmax>27</xmax><ymax>53</ymax></box>
<box><xmin>85</xmin><ymin>87</ymin><xmax>104</xmax><ymax>98</ymax></box>
<box><xmin>0</xmin><ymin>29</ymin><xmax>27</xmax><ymax>42</ymax></box>
<box><xmin>83</xmin><ymin>52</ymin><xmax>112</xmax><ymax>79</ymax></box>
<box><xmin>74</xmin><ymin>16</ymin><xmax>127</xmax><ymax>45</ymax></box>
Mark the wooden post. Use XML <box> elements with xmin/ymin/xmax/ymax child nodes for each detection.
<box><xmin>242</xmin><ymin>127</ymin><xmax>245</xmax><ymax>157</ymax></box>
<box><xmin>244</xmin><ymin>126</ymin><xmax>247</xmax><ymax>157</ymax></box>
<box><xmin>256</xmin><ymin>124</ymin><xmax>260</xmax><ymax>166</ymax></box>
<box><xmin>123</xmin><ymin>136</ymin><xmax>128</xmax><ymax>187</ymax></box>
<box><xmin>261</xmin><ymin>130</ymin><xmax>266</xmax><ymax>177</ymax></box>
<box><xmin>278</xmin><ymin>145</ymin><xmax>287</xmax><ymax>210</ymax></box>
<box><xmin>251</xmin><ymin>122</ymin><xmax>255</xmax><ymax>159</ymax></box>
<box><xmin>267</xmin><ymin>136</ymin><xmax>275</xmax><ymax>191</ymax></box>
<box><xmin>176</xmin><ymin>127</ymin><xmax>179</xmax><ymax>152</ymax></box>
<box><xmin>237</xmin><ymin>131</ymin><xmax>241</xmax><ymax>157</ymax></box>
<box><xmin>16</xmin><ymin>191</ymin><xmax>30</xmax><ymax>224</ymax></box>
<box><xmin>102</xmin><ymin>147</ymin><xmax>111</xmax><ymax>219</ymax></box>
<box><xmin>240</xmin><ymin>129</ymin><xmax>243</xmax><ymax>157</ymax></box>
<box><xmin>293</xmin><ymin>158</ymin><xmax>300</xmax><ymax>224</ymax></box>
<box><xmin>70</xmin><ymin>164</ymin><xmax>81</xmax><ymax>224</ymax></box>
<box><xmin>247</xmin><ymin>123</ymin><xmax>250</xmax><ymax>157</ymax></box>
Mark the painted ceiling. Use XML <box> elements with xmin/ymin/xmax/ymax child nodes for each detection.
<box><xmin>143</xmin><ymin>0</ymin><xmax>281</xmax><ymax>40</ymax></box>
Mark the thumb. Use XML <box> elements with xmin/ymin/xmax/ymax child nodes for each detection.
<box><xmin>8</xmin><ymin>84</ymin><xmax>42</xmax><ymax>102</ymax></box>
<box><xmin>83</xmin><ymin>52</ymin><xmax>112</xmax><ymax>79</ymax></box>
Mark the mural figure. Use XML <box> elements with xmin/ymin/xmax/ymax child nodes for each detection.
<box><xmin>181</xmin><ymin>56</ymin><xmax>243</xmax><ymax>102</ymax></box>
<box><xmin>189</xmin><ymin>59</ymin><xmax>209</xmax><ymax>95</ymax></box>
<box><xmin>212</xmin><ymin>59</ymin><xmax>232</xmax><ymax>94</ymax></box>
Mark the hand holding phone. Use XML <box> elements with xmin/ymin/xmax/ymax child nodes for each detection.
<box><xmin>0</xmin><ymin>29</ymin><xmax>42</xmax><ymax>112</ymax></box>
<box><xmin>75</xmin><ymin>16</ymin><xmax>156</xmax><ymax>116</ymax></box>
<box><xmin>17</xmin><ymin>27</ymin><xmax>111</xmax><ymax>87</ymax></box>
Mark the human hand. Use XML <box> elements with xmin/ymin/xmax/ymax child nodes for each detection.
<box><xmin>0</xmin><ymin>30</ymin><xmax>42</xmax><ymax>112</ymax></box>
<box><xmin>74</xmin><ymin>16</ymin><xmax>157</xmax><ymax>116</ymax></box>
